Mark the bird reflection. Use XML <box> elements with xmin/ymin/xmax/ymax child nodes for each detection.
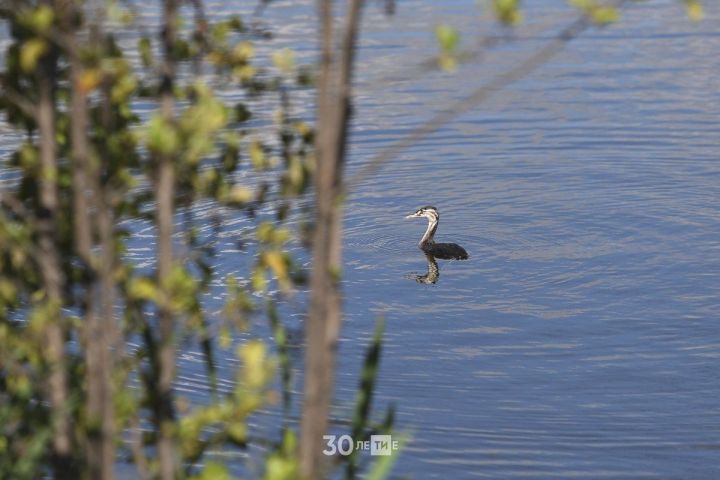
<box><xmin>412</xmin><ymin>253</ymin><xmax>440</xmax><ymax>284</ymax></box>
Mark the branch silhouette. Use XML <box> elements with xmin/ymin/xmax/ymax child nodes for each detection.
<box><xmin>347</xmin><ymin>1</ymin><xmax>629</xmax><ymax>189</ymax></box>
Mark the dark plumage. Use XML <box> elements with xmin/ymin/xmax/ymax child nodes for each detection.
<box><xmin>405</xmin><ymin>206</ymin><xmax>469</xmax><ymax>260</ymax></box>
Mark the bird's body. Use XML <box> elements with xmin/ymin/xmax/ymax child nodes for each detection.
<box><xmin>405</xmin><ymin>206</ymin><xmax>469</xmax><ymax>260</ymax></box>
<box><xmin>423</xmin><ymin>241</ymin><xmax>469</xmax><ymax>260</ymax></box>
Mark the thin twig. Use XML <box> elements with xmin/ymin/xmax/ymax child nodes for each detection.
<box><xmin>0</xmin><ymin>190</ymin><xmax>31</xmax><ymax>221</ymax></box>
<box><xmin>129</xmin><ymin>413</ymin><xmax>149</xmax><ymax>480</ymax></box>
<box><xmin>2</xmin><ymin>86</ymin><xmax>36</xmax><ymax>117</ymax></box>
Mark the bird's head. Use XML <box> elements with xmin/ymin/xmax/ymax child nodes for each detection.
<box><xmin>405</xmin><ymin>206</ymin><xmax>439</xmax><ymax>221</ymax></box>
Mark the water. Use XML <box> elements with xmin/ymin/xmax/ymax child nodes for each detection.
<box><xmin>3</xmin><ymin>0</ymin><xmax>720</xmax><ymax>478</ymax></box>
<box><xmin>335</xmin><ymin>0</ymin><xmax>720</xmax><ymax>477</ymax></box>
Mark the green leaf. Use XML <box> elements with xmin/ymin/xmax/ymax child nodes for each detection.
<box><xmin>226</xmin><ymin>185</ymin><xmax>253</xmax><ymax>204</ymax></box>
<box><xmin>238</xmin><ymin>340</ymin><xmax>270</xmax><ymax>388</ymax></box>
<box><xmin>347</xmin><ymin>318</ymin><xmax>386</xmax><ymax>478</ymax></box>
<box><xmin>20</xmin><ymin>38</ymin><xmax>48</xmax><ymax>73</ymax></box>
<box><xmin>567</xmin><ymin>0</ymin><xmax>593</xmax><ymax>9</ymax></box>
<box><xmin>191</xmin><ymin>461</ymin><xmax>231</xmax><ymax>480</ymax></box>
<box><xmin>264</xmin><ymin>251</ymin><xmax>291</xmax><ymax>291</ymax></box>
<box><xmin>145</xmin><ymin>114</ymin><xmax>180</xmax><ymax>155</ymax></box>
<box><xmin>28</xmin><ymin>6</ymin><xmax>54</xmax><ymax>33</ymax></box>
<box><xmin>249</xmin><ymin>141</ymin><xmax>268</xmax><ymax>169</ymax></box>
<box><xmin>252</xmin><ymin>265</ymin><xmax>267</xmax><ymax>292</ymax></box>
<box><xmin>138</xmin><ymin>37</ymin><xmax>153</xmax><ymax>67</ymax></box>
<box><xmin>165</xmin><ymin>264</ymin><xmax>200</xmax><ymax>313</ymax></box>
<box><xmin>434</xmin><ymin>24</ymin><xmax>459</xmax><ymax>53</ymax></box>
<box><xmin>233</xmin><ymin>41</ymin><xmax>255</xmax><ymax>62</ymax></box>
<box><xmin>590</xmin><ymin>5</ymin><xmax>619</xmax><ymax>24</ymax></box>
<box><xmin>257</xmin><ymin>222</ymin><xmax>291</xmax><ymax>246</ymax></box>
<box><xmin>111</xmin><ymin>73</ymin><xmax>138</xmax><ymax>103</ymax></box>
<box><xmin>211</xmin><ymin>21</ymin><xmax>230</xmax><ymax>43</ymax></box>
<box><xmin>493</xmin><ymin>0</ymin><xmax>522</xmax><ymax>25</ymax></box>
<box><xmin>264</xmin><ymin>446</ymin><xmax>299</xmax><ymax>480</ymax></box>
<box><xmin>366</xmin><ymin>434</ymin><xmax>408</xmax><ymax>480</ymax></box>
<box><xmin>434</xmin><ymin>25</ymin><xmax>461</xmax><ymax>72</ymax></box>
<box><xmin>438</xmin><ymin>54</ymin><xmax>458</xmax><ymax>72</ymax></box>
<box><xmin>127</xmin><ymin>276</ymin><xmax>158</xmax><ymax>302</ymax></box>
<box><xmin>568</xmin><ymin>0</ymin><xmax>620</xmax><ymax>25</ymax></box>
<box><xmin>272</xmin><ymin>48</ymin><xmax>295</xmax><ymax>74</ymax></box>
<box><xmin>685</xmin><ymin>0</ymin><xmax>704</xmax><ymax>21</ymax></box>
<box><xmin>179</xmin><ymin>85</ymin><xmax>229</xmax><ymax>164</ymax></box>
<box><xmin>17</xmin><ymin>143</ymin><xmax>39</xmax><ymax>171</ymax></box>
<box><xmin>227</xmin><ymin>15</ymin><xmax>245</xmax><ymax>32</ymax></box>
<box><xmin>285</xmin><ymin>155</ymin><xmax>305</xmax><ymax>193</ymax></box>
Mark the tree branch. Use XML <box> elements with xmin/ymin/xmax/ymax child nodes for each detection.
<box><xmin>348</xmin><ymin>2</ymin><xmax>629</xmax><ymax>187</ymax></box>
<box><xmin>156</xmin><ymin>0</ymin><xmax>179</xmax><ymax>478</ymax></box>
<box><xmin>2</xmin><ymin>86</ymin><xmax>36</xmax><ymax>117</ymax></box>
<box><xmin>301</xmin><ymin>0</ymin><xmax>364</xmax><ymax>478</ymax></box>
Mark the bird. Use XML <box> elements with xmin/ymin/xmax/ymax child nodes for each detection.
<box><xmin>405</xmin><ymin>206</ymin><xmax>469</xmax><ymax>260</ymax></box>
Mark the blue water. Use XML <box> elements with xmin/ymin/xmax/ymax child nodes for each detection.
<box><xmin>335</xmin><ymin>0</ymin><xmax>720</xmax><ymax>477</ymax></box>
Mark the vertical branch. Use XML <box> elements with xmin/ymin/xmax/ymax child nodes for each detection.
<box><xmin>157</xmin><ymin>0</ymin><xmax>178</xmax><ymax>477</ymax></box>
<box><xmin>300</xmin><ymin>1</ymin><xmax>335</xmax><ymax>475</ymax></box>
<box><xmin>94</xmin><ymin>7</ymin><xmax>122</xmax><ymax>475</ymax></box>
<box><xmin>300</xmin><ymin>0</ymin><xmax>364</xmax><ymax>478</ymax></box>
<box><xmin>59</xmin><ymin>1</ymin><xmax>116</xmax><ymax>476</ymax></box>
<box><xmin>69</xmin><ymin>32</ymin><xmax>105</xmax><ymax>480</ymax></box>
<box><xmin>35</xmin><ymin>3</ymin><xmax>71</xmax><ymax>475</ymax></box>
<box><xmin>189</xmin><ymin>0</ymin><xmax>207</xmax><ymax>76</ymax></box>
<box><xmin>97</xmin><ymin>189</ymin><xmax>118</xmax><ymax>478</ymax></box>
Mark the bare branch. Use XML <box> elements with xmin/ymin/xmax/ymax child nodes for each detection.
<box><xmin>301</xmin><ymin>0</ymin><xmax>365</xmax><ymax>477</ymax></box>
<box><xmin>0</xmin><ymin>189</ymin><xmax>31</xmax><ymax>221</ymax></box>
<box><xmin>348</xmin><ymin>2</ymin><xmax>629</xmax><ymax>187</ymax></box>
<box><xmin>35</xmin><ymin>1</ymin><xmax>72</xmax><ymax>472</ymax></box>
<box><xmin>156</xmin><ymin>0</ymin><xmax>179</xmax><ymax>478</ymax></box>
<box><xmin>2</xmin><ymin>86</ymin><xmax>37</xmax><ymax>117</ymax></box>
<box><xmin>130</xmin><ymin>411</ymin><xmax>150</xmax><ymax>480</ymax></box>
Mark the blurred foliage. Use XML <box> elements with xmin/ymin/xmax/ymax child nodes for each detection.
<box><xmin>493</xmin><ymin>0</ymin><xmax>523</xmax><ymax>25</ymax></box>
<box><xmin>0</xmin><ymin>0</ymin><xmax>403</xmax><ymax>476</ymax></box>
<box><xmin>568</xmin><ymin>0</ymin><xmax>620</xmax><ymax>25</ymax></box>
<box><xmin>435</xmin><ymin>24</ymin><xmax>460</xmax><ymax>71</ymax></box>
<box><xmin>0</xmin><ymin>0</ymin><xmax>321</xmax><ymax>477</ymax></box>
<box><xmin>684</xmin><ymin>0</ymin><xmax>704</xmax><ymax>21</ymax></box>
<box><xmin>345</xmin><ymin>318</ymin><xmax>396</xmax><ymax>479</ymax></box>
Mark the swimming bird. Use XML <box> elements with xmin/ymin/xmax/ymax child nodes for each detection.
<box><xmin>405</xmin><ymin>206</ymin><xmax>469</xmax><ymax>260</ymax></box>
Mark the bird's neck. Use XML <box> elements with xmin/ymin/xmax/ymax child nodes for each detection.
<box><xmin>420</xmin><ymin>218</ymin><xmax>438</xmax><ymax>246</ymax></box>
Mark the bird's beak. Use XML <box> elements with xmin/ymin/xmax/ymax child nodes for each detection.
<box><xmin>405</xmin><ymin>212</ymin><xmax>420</xmax><ymax>219</ymax></box>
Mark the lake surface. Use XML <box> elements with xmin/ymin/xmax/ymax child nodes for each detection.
<box><xmin>3</xmin><ymin>0</ymin><xmax>720</xmax><ymax>478</ymax></box>
<box><xmin>337</xmin><ymin>0</ymin><xmax>720</xmax><ymax>478</ymax></box>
